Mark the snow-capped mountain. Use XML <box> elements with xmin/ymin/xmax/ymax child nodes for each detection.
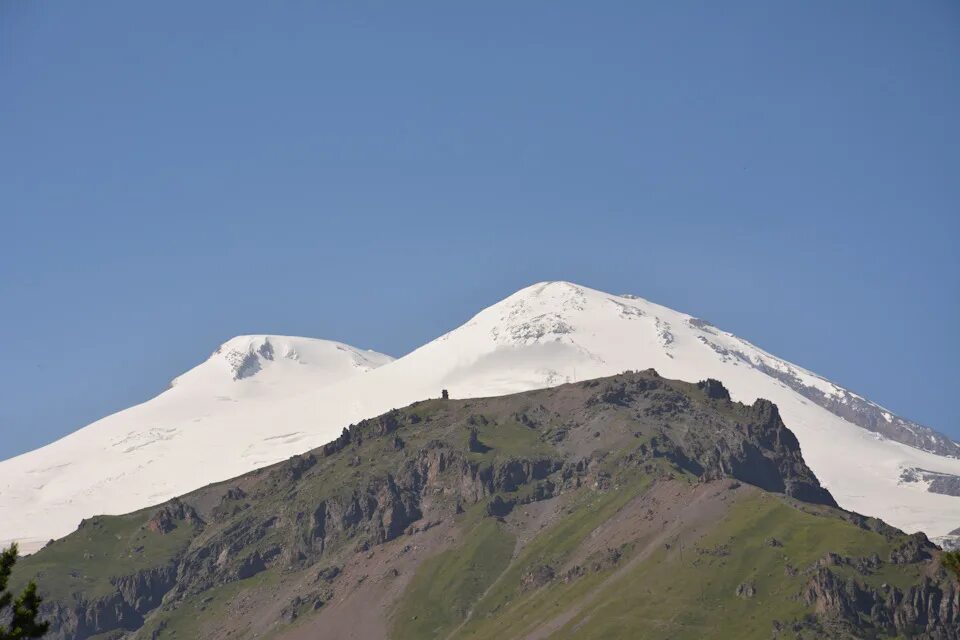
<box><xmin>0</xmin><ymin>336</ymin><xmax>393</xmax><ymax>553</ymax></box>
<box><xmin>2</xmin><ymin>282</ymin><xmax>959</xmax><ymax>553</ymax></box>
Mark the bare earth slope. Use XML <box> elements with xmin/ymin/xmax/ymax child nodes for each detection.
<box><xmin>11</xmin><ymin>372</ymin><xmax>960</xmax><ymax>640</ymax></box>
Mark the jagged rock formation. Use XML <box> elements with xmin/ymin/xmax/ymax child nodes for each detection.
<box><xmin>802</xmin><ymin>564</ymin><xmax>960</xmax><ymax>638</ymax></box>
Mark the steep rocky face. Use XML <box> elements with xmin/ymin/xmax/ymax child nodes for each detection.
<box><xmin>35</xmin><ymin>563</ymin><xmax>179</xmax><ymax>639</ymax></box>
<box><xmin>613</xmin><ymin>376</ymin><xmax>834</xmax><ymax>506</ymax></box>
<box><xmin>145</xmin><ymin>500</ymin><xmax>204</xmax><ymax>534</ymax></box>
<box><xmin>803</xmin><ymin>565</ymin><xmax>960</xmax><ymax>639</ymax></box>
<box><xmin>10</xmin><ymin>371</ymin><xmax>957</xmax><ymax>640</ymax></box>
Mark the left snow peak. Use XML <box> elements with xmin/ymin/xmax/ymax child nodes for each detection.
<box><xmin>171</xmin><ymin>335</ymin><xmax>393</xmax><ymax>392</ymax></box>
<box><xmin>0</xmin><ymin>335</ymin><xmax>393</xmax><ymax>554</ymax></box>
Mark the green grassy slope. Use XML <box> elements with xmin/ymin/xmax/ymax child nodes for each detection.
<box><xmin>547</xmin><ymin>494</ymin><xmax>918</xmax><ymax>639</ymax></box>
<box><xmin>10</xmin><ymin>372</ymin><xmax>955</xmax><ymax>640</ymax></box>
<box><xmin>17</xmin><ymin>510</ymin><xmax>196</xmax><ymax>602</ymax></box>
<box><xmin>388</xmin><ymin>470</ymin><xmax>931</xmax><ymax>640</ymax></box>
<box><xmin>392</xmin><ymin>510</ymin><xmax>515</xmax><ymax>639</ymax></box>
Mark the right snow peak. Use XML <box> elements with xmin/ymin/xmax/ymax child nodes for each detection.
<box><xmin>3</xmin><ymin>280</ymin><xmax>960</xmax><ymax>551</ymax></box>
<box><xmin>473</xmin><ymin>281</ymin><xmax>955</xmax><ymax>453</ymax></box>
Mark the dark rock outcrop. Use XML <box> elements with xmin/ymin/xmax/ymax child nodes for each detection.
<box><xmin>890</xmin><ymin>533</ymin><xmax>935</xmax><ymax>564</ymax></box>
<box><xmin>39</xmin><ymin>563</ymin><xmax>178</xmax><ymax>640</ymax></box>
<box><xmin>697</xmin><ymin>378</ymin><xmax>731</xmax><ymax>401</ymax></box>
<box><xmin>803</xmin><ymin>566</ymin><xmax>960</xmax><ymax>638</ymax></box>
<box><xmin>901</xmin><ymin>468</ymin><xmax>960</xmax><ymax>497</ymax></box>
<box><xmin>640</xmin><ymin>395</ymin><xmax>836</xmax><ymax>507</ymax></box>
<box><xmin>146</xmin><ymin>499</ymin><xmax>205</xmax><ymax>534</ymax></box>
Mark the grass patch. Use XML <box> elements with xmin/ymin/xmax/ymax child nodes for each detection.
<box><xmin>476</xmin><ymin>481</ymin><xmax>646</xmax><ymax>609</ymax></box>
<box><xmin>458</xmin><ymin>474</ymin><xmax>652</xmax><ymax>639</ymax></box>
<box><xmin>465</xmin><ymin>417</ymin><xmax>553</xmax><ymax>463</ymax></box>
<box><xmin>13</xmin><ymin>511</ymin><xmax>195</xmax><ymax>601</ymax></box>
<box><xmin>140</xmin><ymin>569</ymin><xmax>281</xmax><ymax>639</ymax></box>
<box><xmin>445</xmin><ymin>490</ymin><xmax>916</xmax><ymax>640</ymax></box>
<box><xmin>391</xmin><ymin>511</ymin><xmax>515</xmax><ymax>640</ymax></box>
<box><xmin>550</xmin><ymin>493</ymin><xmax>905</xmax><ymax>640</ymax></box>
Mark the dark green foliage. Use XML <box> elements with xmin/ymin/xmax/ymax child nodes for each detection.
<box><xmin>942</xmin><ymin>550</ymin><xmax>960</xmax><ymax>582</ymax></box>
<box><xmin>0</xmin><ymin>544</ymin><xmax>48</xmax><ymax>639</ymax></box>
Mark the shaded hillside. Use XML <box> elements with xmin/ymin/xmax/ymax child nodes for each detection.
<box><xmin>11</xmin><ymin>371</ymin><xmax>960</xmax><ymax>639</ymax></box>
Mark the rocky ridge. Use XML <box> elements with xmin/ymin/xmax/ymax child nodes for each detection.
<box><xmin>10</xmin><ymin>371</ymin><xmax>959</xmax><ymax>639</ymax></box>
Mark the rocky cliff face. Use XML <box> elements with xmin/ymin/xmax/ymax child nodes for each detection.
<box><xmin>40</xmin><ymin>564</ymin><xmax>178</xmax><ymax>639</ymax></box>
<box><xmin>803</xmin><ymin>564</ymin><xmax>959</xmax><ymax>639</ymax></box>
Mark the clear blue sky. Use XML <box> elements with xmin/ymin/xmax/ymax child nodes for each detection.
<box><xmin>1</xmin><ymin>2</ymin><xmax>958</xmax><ymax>459</ymax></box>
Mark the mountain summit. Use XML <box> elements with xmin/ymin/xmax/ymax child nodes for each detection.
<box><xmin>2</xmin><ymin>281</ymin><xmax>959</xmax><ymax>552</ymax></box>
<box><xmin>171</xmin><ymin>335</ymin><xmax>392</xmax><ymax>390</ymax></box>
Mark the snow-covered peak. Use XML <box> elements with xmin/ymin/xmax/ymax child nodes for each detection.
<box><xmin>199</xmin><ymin>335</ymin><xmax>280</xmax><ymax>381</ymax></box>
<box><xmin>431</xmin><ymin>281</ymin><xmax>677</xmax><ymax>360</ymax></box>
<box><xmin>170</xmin><ymin>335</ymin><xmax>393</xmax><ymax>392</ymax></box>
<box><xmin>450</xmin><ymin>281</ymin><xmax>604</xmax><ymax>347</ymax></box>
<box><xmin>472</xmin><ymin>281</ymin><xmax>679</xmax><ymax>346</ymax></box>
<box><xmin>483</xmin><ymin>281</ymin><xmax>599</xmax><ymax>316</ymax></box>
<box><xmin>0</xmin><ymin>334</ymin><xmax>393</xmax><ymax>553</ymax></box>
<box><xmin>215</xmin><ymin>335</ymin><xmax>285</xmax><ymax>380</ymax></box>
<box><xmin>403</xmin><ymin>281</ymin><xmax>958</xmax><ymax>462</ymax></box>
